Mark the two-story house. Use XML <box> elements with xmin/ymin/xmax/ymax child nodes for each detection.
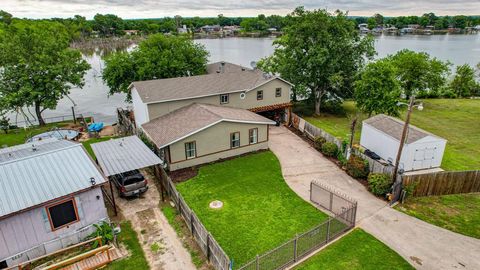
<box><xmin>129</xmin><ymin>61</ymin><xmax>293</xmax><ymax>171</ymax></box>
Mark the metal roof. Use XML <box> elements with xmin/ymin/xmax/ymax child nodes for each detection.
<box><xmin>0</xmin><ymin>139</ymin><xmax>106</xmax><ymax>218</ymax></box>
<box><xmin>91</xmin><ymin>136</ymin><xmax>163</xmax><ymax>177</ymax></box>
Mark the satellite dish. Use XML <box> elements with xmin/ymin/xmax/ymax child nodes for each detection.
<box><xmin>250</xmin><ymin>61</ymin><xmax>257</xmax><ymax>70</ymax></box>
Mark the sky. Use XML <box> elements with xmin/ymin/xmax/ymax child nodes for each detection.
<box><xmin>2</xmin><ymin>0</ymin><xmax>479</xmax><ymax>19</ymax></box>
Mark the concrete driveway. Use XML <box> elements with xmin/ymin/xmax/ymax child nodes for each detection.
<box><xmin>269</xmin><ymin>126</ymin><xmax>480</xmax><ymax>270</ymax></box>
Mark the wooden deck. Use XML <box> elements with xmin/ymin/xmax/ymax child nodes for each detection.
<box><xmin>60</xmin><ymin>247</ymin><xmax>123</xmax><ymax>270</ymax></box>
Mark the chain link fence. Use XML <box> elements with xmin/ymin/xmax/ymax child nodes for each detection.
<box><xmin>238</xmin><ymin>181</ymin><xmax>357</xmax><ymax>270</ymax></box>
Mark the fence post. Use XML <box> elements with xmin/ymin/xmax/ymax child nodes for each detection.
<box><xmin>310</xmin><ymin>182</ymin><xmax>313</xmax><ymax>202</ymax></box>
<box><xmin>326</xmin><ymin>218</ymin><xmax>331</xmax><ymax>242</ymax></box>
<box><xmin>329</xmin><ymin>192</ymin><xmax>333</xmax><ymax>211</ymax></box>
<box><xmin>206</xmin><ymin>233</ymin><xmax>210</xmax><ymax>262</ymax></box>
<box><xmin>293</xmin><ymin>234</ymin><xmax>298</xmax><ymax>262</ymax></box>
<box><xmin>255</xmin><ymin>255</ymin><xmax>259</xmax><ymax>270</ymax></box>
<box><xmin>190</xmin><ymin>211</ymin><xmax>195</xmax><ymax>235</ymax></box>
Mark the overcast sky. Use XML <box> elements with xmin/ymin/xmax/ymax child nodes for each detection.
<box><xmin>2</xmin><ymin>0</ymin><xmax>479</xmax><ymax>19</ymax></box>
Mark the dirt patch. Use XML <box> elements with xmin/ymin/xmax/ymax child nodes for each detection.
<box><xmin>113</xmin><ymin>169</ymin><xmax>197</xmax><ymax>270</ymax></box>
<box><xmin>169</xmin><ymin>167</ymin><xmax>199</xmax><ymax>183</ymax></box>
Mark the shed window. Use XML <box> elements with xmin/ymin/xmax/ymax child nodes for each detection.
<box><xmin>185</xmin><ymin>141</ymin><xmax>196</xmax><ymax>159</ymax></box>
<box><xmin>47</xmin><ymin>199</ymin><xmax>79</xmax><ymax>230</ymax></box>
<box><xmin>220</xmin><ymin>94</ymin><xmax>229</xmax><ymax>104</ymax></box>
<box><xmin>257</xmin><ymin>90</ymin><xmax>263</xmax><ymax>100</ymax></box>
<box><xmin>249</xmin><ymin>128</ymin><xmax>258</xmax><ymax>144</ymax></box>
<box><xmin>231</xmin><ymin>132</ymin><xmax>240</xmax><ymax>148</ymax></box>
<box><xmin>275</xmin><ymin>88</ymin><xmax>282</xmax><ymax>97</ymax></box>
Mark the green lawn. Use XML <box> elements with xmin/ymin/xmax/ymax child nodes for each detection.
<box><xmin>294</xmin><ymin>229</ymin><xmax>414</xmax><ymax>270</ymax></box>
<box><xmin>303</xmin><ymin>99</ymin><xmax>480</xmax><ymax>171</ymax></box>
<box><xmin>396</xmin><ymin>193</ymin><xmax>480</xmax><ymax>239</ymax></box>
<box><xmin>105</xmin><ymin>221</ymin><xmax>149</xmax><ymax>270</ymax></box>
<box><xmin>0</xmin><ymin>122</ymin><xmax>71</xmax><ymax>147</ymax></box>
<box><xmin>176</xmin><ymin>151</ymin><xmax>328</xmax><ymax>267</ymax></box>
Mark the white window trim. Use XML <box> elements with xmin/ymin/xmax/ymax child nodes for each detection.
<box><xmin>185</xmin><ymin>142</ymin><xmax>196</xmax><ymax>159</ymax></box>
<box><xmin>249</xmin><ymin>128</ymin><xmax>258</xmax><ymax>144</ymax></box>
<box><xmin>231</xmin><ymin>132</ymin><xmax>240</xmax><ymax>148</ymax></box>
<box><xmin>220</xmin><ymin>94</ymin><xmax>229</xmax><ymax>104</ymax></box>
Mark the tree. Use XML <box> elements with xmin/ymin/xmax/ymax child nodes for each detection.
<box><xmin>449</xmin><ymin>64</ymin><xmax>478</xmax><ymax>97</ymax></box>
<box><xmin>240</xmin><ymin>18</ymin><xmax>268</xmax><ymax>32</ymax></box>
<box><xmin>389</xmin><ymin>49</ymin><xmax>450</xmax><ymax>98</ymax></box>
<box><xmin>0</xmin><ymin>21</ymin><xmax>90</xmax><ymax>126</ymax></box>
<box><xmin>354</xmin><ymin>59</ymin><xmax>401</xmax><ymax>117</ymax></box>
<box><xmin>373</xmin><ymin>13</ymin><xmax>384</xmax><ymax>26</ymax></box>
<box><xmin>259</xmin><ymin>7</ymin><xmax>375</xmax><ymax>114</ymax></box>
<box><xmin>93</xmin><ymin>14</ymin><xmax>125</xmax><ymax>36</ymax></box>
<box><xmin>0</xmin><ymin>10</ymin><xmax>12</xmax><ymax>25</ymax></box>
<box><xmin>103</xmin><ymin>34</ymin><xmax>209</xmax><ymax>100</ymax></box>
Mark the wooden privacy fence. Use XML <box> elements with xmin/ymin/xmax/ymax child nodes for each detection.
<box><xmin>237</xmin><ymin>182</ymin><xmax>357</xmax><ymax>270</ymax></box>
<box><xmin>353</xmin><ymin>149</ymin><xmax>394</xmax><ymax>176</ymax></box>
<box><xmin>155</xmin><ymin>166</ymin><xmax>231</xmax><ymax>270</ymax></box>
<box><xmin>403</xmin><ymin>170</ymin><xmax>480</xmax><ymax>197</ymax></box>
<box><xmin>291</xmin><ymin>113</ymin><xmax>343</xmax><ymax>149</ymax></box>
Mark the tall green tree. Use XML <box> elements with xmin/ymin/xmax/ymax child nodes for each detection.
<box><xmin>449</xmin><ymin>64</ymin><xmax>478</xmax><ymax>97</ymax></box>
<box><xmin>103</xmin><ymin>34</ymin><xmax>209</xmax><ymax>100</ymax></box>
<box><xmin>259</xmin><ymin>7</ymin><xmax>375</xmax><ymax>114</ymax></box>
<box><xmin>355</xmin><ymin>59</ymin><xmax>401</xmax><ymax>117</ymax></box>
<box><xmin>93</xmin><ymin>14</ymin><xmax>125</xmax><ymax>36</ymax></box>
<box><xmin>0</xmin><ymin>10</ymin><xmax>12</xmax><ymax>25</ymax></box>
<box><xmin>0</xmin><ymin>21</ymin><xmax>90</xmax><ymax>125</ymax></box>
<box><xmin>389</xmin><ymin>49</ymin><xmax>450</xmax><ymax>98</ymax></box>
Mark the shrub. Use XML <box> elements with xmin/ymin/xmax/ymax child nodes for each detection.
<box><xmin>321</xmin><ymin>142</ymin><xmax>338</xmax><ymax>157</ymax></box>
<box><xmin>346</xmin><ymin>154</ymin><xmax>369</xmax><ymax>179</ymax></box>
<box><xmin>314</xmin><ymin>136</ymin><xmax>326</xmax><ymax>150</ymax></box>
<box><xmin>368</xmin><ymin>173</ymin><xmax>392</xmax><ymax>196</ymax></box>
<box><xmin>89</xmin><ymin>221</ymin><xmax>114</xmax><ymax>248</ymax></box>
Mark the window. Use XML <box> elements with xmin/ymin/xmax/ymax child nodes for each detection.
<box><xmin>185</xmin><ymin>141</ymin><xmax>196</xmax><ymax>159</ymax></box>
<box><xmin>275</xmin><ymin>88</ymin><xmax>282</xmax><ymax>97</ymax></box>
<box><xmin>220</xmin><ymin>94</ymin><xmax>229</xmax><ymax>104</ymax></box>
<box><xmin>47</xmin><ymin>199</ymin><xmax>79</xmax><ymax>230</ymax></box>
<box><xmin>230</xmin><ymin>132</ymin><xmax>240</xmax><ymax>148</ymax></box>
<box><xmin>249</xmin><ymin>128</ymin><xmax>258</xmax><ymax>144</ymax></box>
<box><xmin>257</xmin><ymin>90</ymin><xmax>263</xmax><ymax>100</ymax></box>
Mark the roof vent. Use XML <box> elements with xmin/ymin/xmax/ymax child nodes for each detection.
<box><xmin>32</xmin><ymin>144</ymin><xmax>37</xmax><ymax>152</ymax></box>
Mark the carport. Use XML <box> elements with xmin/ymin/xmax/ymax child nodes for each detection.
<box><xmin>91</xmin><ymin>136</ymin><xmax>163</xmax><ymax>215</ymax></box>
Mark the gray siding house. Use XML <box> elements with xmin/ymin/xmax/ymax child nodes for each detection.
<box><xmin>0</xmin><ymin>139</ymin><xmax>108</xmax><ymax>268</ymax></box>
<box><xmin>130</xmin><ymin>62</ymin><xmax>293</xmax><ymax>128</ymax></box>
<box><xmin>142</xmin><ymin>103</ymin><xmax>274</xmax><ymax>171</ymax></box>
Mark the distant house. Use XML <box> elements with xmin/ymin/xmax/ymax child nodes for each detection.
<box><xmin>177</xmin><ymin>25</ymin><xmax>188</xmax><ymax>34</ymax></box>
<box><xmin>360</xmin><ymin>114</ymin><xmax>447</xmax><ymax>172</ymax></box>
<box><xmin>124</xmin><ymin>30</ymin><xmax>139</xmax><ymax>36</ymax></box>
<box><xmin>0</xmin><ymin>139</ymin><xmax>108</xmax><ymax>268</ymax></box>
<box><xmin>200</xmin><ymin>25</ymin><xmax>221</xmax><ymax>33</ymax></box>
<box><xmin>141</xmin><ymin>103</ymin><xmax>274</xmax><ymax>171</ymax></box>
<box><xmin>130</xmin><ymin>61</ymin><xmax>293</xmax><ymax>128</ymax></box>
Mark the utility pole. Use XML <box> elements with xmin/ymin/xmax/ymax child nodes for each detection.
<box><xmin>392</xmin><ymin>96</ymin><xmax>415</xmax><ymax>183</ymax></box>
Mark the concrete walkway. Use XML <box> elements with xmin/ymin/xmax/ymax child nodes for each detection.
<box><xmin>269</xmin><ymin>126</ymin><xmax>480</xmax><ymax>270</ymax></box>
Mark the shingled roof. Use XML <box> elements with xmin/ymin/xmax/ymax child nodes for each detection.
<box><xmin>363</xmin><ymin>114</ymin><xmax>445</xmax><ymax>144</ymax></box>
<box><xmin>142</xmin><ymin>103</ymin><xmax>275</xmax><ymax>148</ymax></box>
<box><xmin>130</xmin><ymin>61</ymin><xmax>292</xmax><ymax>104</ymax></box>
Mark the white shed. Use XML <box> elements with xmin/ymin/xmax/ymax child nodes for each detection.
<box><xmin>360</xmin><ymin>114</ymin><xmax>447</xmax><ymax>172</ymax></box>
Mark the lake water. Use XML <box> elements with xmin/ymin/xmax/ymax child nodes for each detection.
<box><xmin>11</xmin><ymin>34</ymin><xmax>480</xmax><ymax>126</ymax></box>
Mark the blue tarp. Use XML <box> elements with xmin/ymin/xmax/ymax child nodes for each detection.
<box><xmin>88</xmin><ymin>122</ymin><xmax>104</xmax><ymax>132</ymax></box>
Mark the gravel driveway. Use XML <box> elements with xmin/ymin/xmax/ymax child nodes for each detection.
<box><xmin>269</xmin><ymin>126</ymin><xmax>480</xmax><ymax>270</ymax></box>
